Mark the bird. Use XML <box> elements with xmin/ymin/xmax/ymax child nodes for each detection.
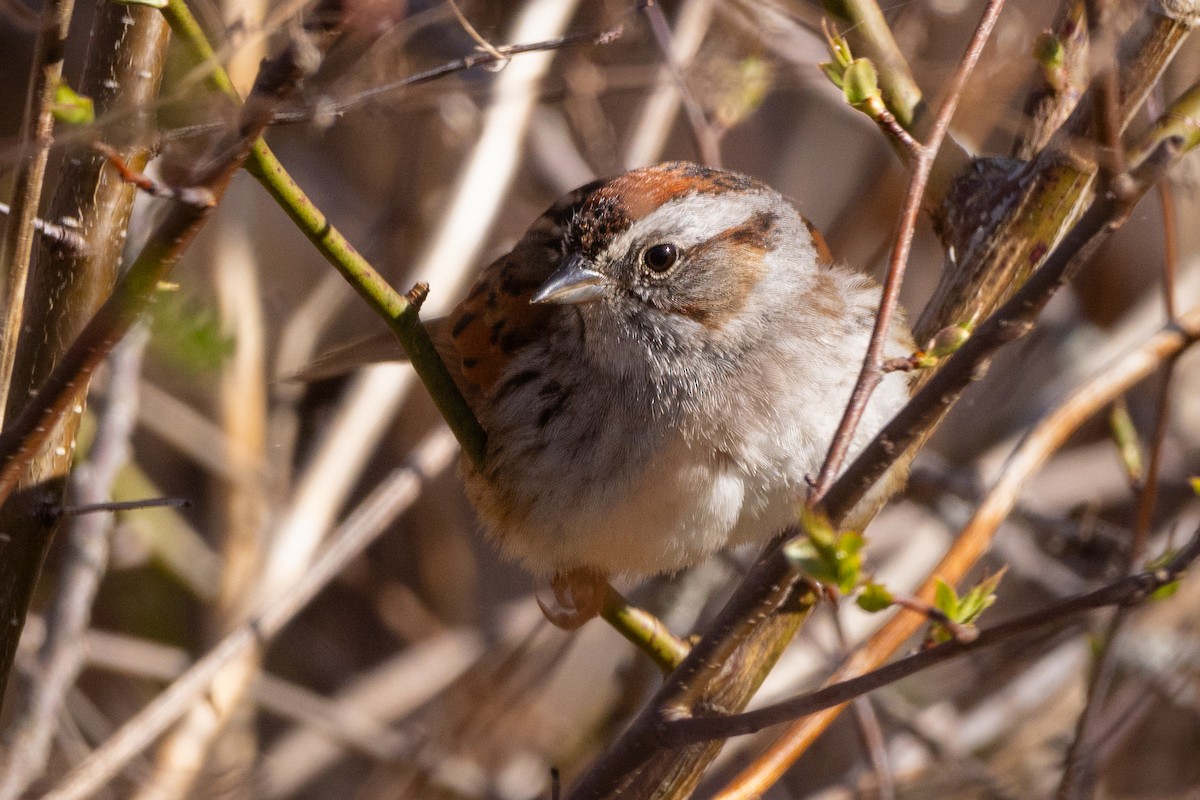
<box><xmin>314</xmin><ymin>162</ymin><xmax>914</xmax><ymax>626</ymax></box>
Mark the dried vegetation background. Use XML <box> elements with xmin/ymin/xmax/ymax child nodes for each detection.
<box><xmin>0</xmin><ymin>0</ymin><xmax>1198</xmax><ymax>799</ymax></box>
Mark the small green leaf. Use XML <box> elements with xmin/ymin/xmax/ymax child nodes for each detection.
<box><xmin>956</xmin><ymin>584</ymin><xmax>994</xmax><ymax>624</ymax></box>
<box><xmin>819</xmin><ymin>19</ymin><xmax>855</xmax><ymax>91</ymax></box>
<box><xmin>784</xmin><ymin>511</ymin><xmax>864</xmax><ymax>594</ymax></box>
<box><xmin>857</xmin><ymin>582</ymin><xmax>893</xmax><ymax>612</ymax></box>
<box><xmin>955</xmin><ymin>567</ymin><xmax>1005</xmax><ymax>625</ymax></box>
<box><xmin>842</xmin><ymin>58</ymin><xmax>880</xmax><ymax>108</ymax></box>
<box><xmin>1189</xmin><ymin>476</ymin><xmax>1200</xmax><ymax>495</ymax></box>
<box><xmin>933</xmin><ymin>578</ymin><xmax>958</xmax><ymax>620</ymax></box>
<box><xmin>1150</xmin><ymin>581</ymin><xmax>1181</xmax><ymax>601</ymax></box>
<box><xmin>819</xmin><ymin>61</ymin><xmax>844</xmax><ymax>90</ymax></box>
<box><xmin>52</xmin><ymin>81</ymin><xmax>94</xmax><ymax>125</ymax></box>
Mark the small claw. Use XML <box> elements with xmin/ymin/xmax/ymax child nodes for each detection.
<box><xmin>535</xmin><ymin>568</ymin><xmax>607</xmax><ymax>630</ymax></box>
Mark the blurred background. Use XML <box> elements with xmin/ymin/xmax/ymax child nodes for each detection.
<box><xmin>1</xmin><ymin>0</ymin><xmax>1199</xmax><ymax>797</ymax></box>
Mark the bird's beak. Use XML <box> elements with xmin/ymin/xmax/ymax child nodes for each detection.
<box><xmin>530</xmin><ymin>254</ymin><xmax>608</xmax><ymax>305</ymax></box>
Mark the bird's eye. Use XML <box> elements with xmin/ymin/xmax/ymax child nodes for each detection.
<box><xmin>642</xmin><ymin>243</ymin><xmax>679</xmax><ymax>273</ymax></box>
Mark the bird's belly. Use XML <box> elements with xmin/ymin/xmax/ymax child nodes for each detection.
<box><xmin>468</xmin><ymin>433</ymin><xmax>787</xmax><ymax>576</ymax></box>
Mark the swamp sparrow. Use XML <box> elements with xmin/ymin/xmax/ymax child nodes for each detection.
<box><xmin>424</xmin><ymin>162</ymin><xmax>913</xmax><ymax>609</ymax></box>
<box><xmin>303</xmin><ymin>162</ymin><xmax>914</xmax><ymax>622</ymax></box>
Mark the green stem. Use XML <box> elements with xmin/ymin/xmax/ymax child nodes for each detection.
<box><xmin>161</xmin><ymin>0</ymin><xmax>486</xmax><ymax>467</ymax></box>
<box><xmin>600</xmin><ymin>585</ymin><xmax>691</xmax><ymax>674</ymax></box>
<box><xmin>243</xmin><ymin>146</ymin><xmax>486</xmax><ymax>467</ymax></box>
<box><xmin>162</xmin><ymin>0</ymin><xmax>240</xmax><ymax>98</ymax></box>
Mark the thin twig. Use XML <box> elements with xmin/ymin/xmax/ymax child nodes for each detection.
<box><xmin>1084</xmin><ymin>0</ymin><xmax>1126</xmax><ymax>182</ymax></box>
<box><xmin>91</xmin><ymin>141</ymin><xmax>215</xmax><ymax>208</ymax></box>
<box><xmin>831</xmin><ymin>608</ymin><xmax>894</xmax><ymax>800</ymax></box>
<box><xmin>445</xmin><ymin>0</ymin><xmax>506</xmax><ymax>62</ymax></box>
<box><xmin>268</xmin><ymin>22</ymin><xmax>624</xmax><ymax>126</ymax></box>
<box><xmin>624</xmin><ymin>0</ymin><xmax>715</xmax><ymax>169</ymax></box>
<box><xmin>59</xmin><ymin>497</ymin><xmax>190</xmax><ymax>516</ymax></box>
<box><xmin>809</xmin><ymin>0</ymin><xmax>1007</xmax><ymax>507</ymax></box>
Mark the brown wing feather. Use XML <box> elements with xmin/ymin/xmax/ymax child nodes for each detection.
<box><xmin>443</xmin><ymin>184</ymin><xmax>595</xmax><ymax>399</ymax></box>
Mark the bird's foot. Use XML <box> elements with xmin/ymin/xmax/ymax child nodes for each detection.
<box><xmin>535</xmin><ymin>568</ymin><xmax>607</xmax><ymax>630</ymax></box>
